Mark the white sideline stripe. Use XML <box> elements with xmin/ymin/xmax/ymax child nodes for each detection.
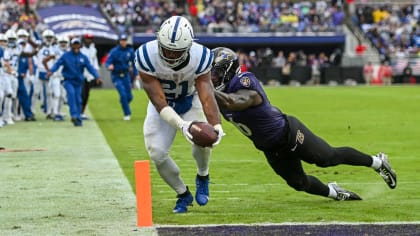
<box><xmin>155</xmin><ymin>221</ymin><xmax>420</xmax><ymax>228</ymax></box>
<box><xmin>153</xmin><ymin>181</ymin><xmax>419</xmax><ymax>188</ymax></box>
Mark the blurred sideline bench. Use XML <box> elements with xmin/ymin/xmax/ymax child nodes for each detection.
<box><xmin>248</xmin><ymin>66</ymin><xmax>365</xmax><ymax>85</ymax></box>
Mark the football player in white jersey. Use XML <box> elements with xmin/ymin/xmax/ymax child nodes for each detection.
<box><xmin>16</xmin><ymin>29</ymin><xmax>33</xmax><ymax>53</ymax></box>
<box><xmin>135</xmin><ymin>15</ymin><xmax>224</xmax><ymax>213</ymax></box>
<box><xmin>0</xmin><ymin>33</ymin><xmax>6</xmax><ymax>127</ymax></box>
<box><xmin>43</xmin><ymin>35</ymin><xmax>69</xmax><ymax>121</ymax></box>
<box><xmin>2</xmin><ymin>30</ymin><xmax>38</xmax><ymax>124</ymax></box>
<box><xmin>36</xmin><ymin>29</ymin><xmax>59</xmax><ymax>118</ymax></box>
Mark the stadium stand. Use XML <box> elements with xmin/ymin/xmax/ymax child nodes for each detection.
<box><xmin>353</xmin><ymin>0</ymin><xmax>420</xmax><ymax>82</ymax></box>
<box><xmin>4</xmin><ymin>0</ymin><xmax>419</xmax><ymax>85</ymax></box>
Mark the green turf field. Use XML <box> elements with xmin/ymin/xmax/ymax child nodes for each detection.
<box><xmin>89</xmin><ymin>86</ymin><xmax>420</xmax><ymax>225</ymax></box>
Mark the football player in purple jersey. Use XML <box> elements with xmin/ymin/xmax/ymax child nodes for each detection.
<box><xmin>211</xmin><ymin>47</ymin><xmax>397</xmax><ymax>201</ymax></box>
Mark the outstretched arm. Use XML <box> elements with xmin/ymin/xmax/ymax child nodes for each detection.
<box><xmin>214</xmin><ymin>89</ymin><xmax>262</xmax><ymax>111</ymax></box>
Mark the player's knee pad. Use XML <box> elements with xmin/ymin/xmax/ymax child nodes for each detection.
<box><xmin>147</xmin><ymin>145</ymin><xmax>169</xmax><ymax>166</ymax></box>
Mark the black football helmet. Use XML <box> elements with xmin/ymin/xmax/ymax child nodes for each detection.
<box><xmin>211</xmin><ymin>47</ymin><xmax>240</xmax><ymax>90</ymax></box>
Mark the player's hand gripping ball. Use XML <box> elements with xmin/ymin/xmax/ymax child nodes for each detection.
<box><xmin>188</xmin><ymin>121</ymin><xmax>218</xmax><ymax>147</ymax></box>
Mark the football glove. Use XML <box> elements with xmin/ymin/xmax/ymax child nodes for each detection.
<box><xmin>181</xmin><ymin>121</ymin><xmax>194</xmax><ymax>144</ymax></box>
<box><xmin>212</xmin><ymin>124</ymin><xmax>225</xmax><ymax>147</ymax></box>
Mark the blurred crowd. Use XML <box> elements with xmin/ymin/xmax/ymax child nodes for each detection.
<box><xmin>100</xmin><ymin>0</ymin><xmax>185</xmax><ymax>35</ymax></box>
<box><xmin>354</xmin><ymin>3</ymin><xmax>420</xmax><ymax>62</ymax></box>
<box><xmin>238</xmin><ymin>47</ymin><xmax>336</xmax><ymax>72</ymax></box>
<box><xmin>194</xmin><ymin>0</ymin><xmax>344</xmax><ymax>33</ymax></box>
<box><xmin>0</xmin><ymin>0</ymin><xmax>39</xmax><ymax>35</ymax></box>
<box><xmin>97</xmin><ymin>0</ymin><xmax>345</xmax><ymax>35</ymax></box>
<box><xmin>235</xmin><ymin>47</ymin><xmax>342</xmax><ymax>85</ymax></box>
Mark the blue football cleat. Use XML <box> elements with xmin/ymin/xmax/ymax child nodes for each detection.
<box><xmin>173</xmin><ymin>188</ymin><xmax>193</xmax><ymax>213</ymax></box>
<box><xmin>195</xmin><ymin>175</ymin><xmax>209</xmax><ymax>206</ymax></box>
<box><xmin>54</xmin><ymin>114</ymin><xmax>64</xmax><ymax>121</ymax></box>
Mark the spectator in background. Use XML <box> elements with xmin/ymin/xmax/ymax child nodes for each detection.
<box><xmin>113</xmin><ymin>13</ymin><xmax>130</xmax><ymax>34</ymax></box>
<box><xmin>248</xmin><ymin>51</ymin><xmax>259</xmax><ymax>69</ymax></box>
<box><xmin>363</xmin><ymin>61</ymin><xmax>374</xmax><ymax>85</ymax></box>
<box><xmin>238</xmin><ymin>51</ymin><xmax>250</xmax><ymax>72</ymax></box>
<box><xmin>379</xmin><ymin>61</ymin><xmax>393</xmax><ymax>85</ymax></box>
<box><xmin>207</xmin><ymin>18</ymin><xmax>233</xmax><ymax>33</ymax></box>
<box><xmin>296</xmin><ymin>50</ymin><xmax>307</xmax><ymax>66</ymax></box>
<box><xmin>332</xmin><ymin>6</ymin><xmax>345</xmax><ymax>29</ymax></box>
<box><xmin>282</xmin><ymin>52</ymin><xmax>296</xmax><ymax>85</ymax></box>
<box><xmin>402</xmin><ymin>64</ymin><xmax>413</xmax><ymax>84</ymax></box>
<box><xmin>395</xmin><ymin>47</ymin><xmax>408</xmax><ymax>59</ymax></box>
<box><xmin>272</xmin><ymin>50</ymin><xmax>286</xmax><ymax>68</ymax></box>
<box><xmin>329</xmin><ymin>48</ymin><xmax>342</xmax><ymax>66</ymax></box>
<box><xmin>308</xmin><ymin>54</ymin><xmax>321</xmax><ymax>85</ymax></box>
<box><xmin>261</xmin><ymin>48</ymin><xmax>274</xmax><ymax>67</ymax></box>
<box><xmin>318</xmin><ymin>52</ymin><xmax>330</xmax><ymax>84</ymax></box>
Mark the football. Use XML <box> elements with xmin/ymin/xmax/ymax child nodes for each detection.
<box><xmin>188</xmin><ymin>121</ymin><xmax>218</xmax><ymax>147</ymax></box>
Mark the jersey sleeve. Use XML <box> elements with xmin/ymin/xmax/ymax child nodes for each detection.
<box><xmin>229</xmin><ymin>72</ymin><xmax>259</xmax><ymax>92</ymax></box>
<box><xmin>104</xmin><ymin>48</ymin><xmax>114</xmax><ymax>68</ymax></box>
<box><xmin>194</xmin><ymin>45</ymin><xmax>213</xmax><ymax>76</ymax></box>
<box><xmin>135</xmin><ymin>43</ymin><xmax>156</xmax><ymax>75</ymax></box>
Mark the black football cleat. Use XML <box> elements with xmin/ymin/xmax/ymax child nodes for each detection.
<box><xmin>24</xmin><ymin>116</ymin><xmax>36</xmax><ymax>121</ymax></box>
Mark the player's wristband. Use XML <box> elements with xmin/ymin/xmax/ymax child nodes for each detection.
<box><xmin>159</xmin><ymin>106</ymin><xmax>184</xmax><ymax>130</ymax></box>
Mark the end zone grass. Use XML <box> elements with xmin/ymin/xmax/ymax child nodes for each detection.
<box><xmin>90</xmin><ymin>86</ymin><xmax>420</xmax><ymax>225</ymax></box>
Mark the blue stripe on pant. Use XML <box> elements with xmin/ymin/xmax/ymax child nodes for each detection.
<box><xmin>39</xmin><ymin>72</ymin><xmax>49</xmax><ymax>113</ymax></box>
<box><xmin>63</xmin><ymin>80</ymin><xmax>82</xmax><ymax>120</ymax></box>
<box><xmin>111</xmin><ymin>73</ymin><xmax>133</xmax><ymax>116</ymax></box>
<box><xmin>17</xmin><ymin>77</ymin><xmax>34</xmax><ymax>118</ymax></box>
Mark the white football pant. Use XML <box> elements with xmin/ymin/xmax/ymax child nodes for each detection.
<box><xmin>3</xmin><ymin>74</ymin><xmax>18</xmax><ymax>122</ymax></box>
<box><xmin>143</xmin><ymin>94</ymin><xmax>211</xmax><ymax>195</ymax></box>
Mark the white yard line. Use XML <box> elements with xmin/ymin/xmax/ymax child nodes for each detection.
<box><xmin>155</xmin><ymin>221</ymin><xmax>420</xmax><ymax>228</ymax></box>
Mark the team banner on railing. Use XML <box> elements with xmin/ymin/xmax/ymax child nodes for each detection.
<box><xmin>37</xmin><ymin>5</ymin><xmax>118</xmax><ymax>41</ymax></box>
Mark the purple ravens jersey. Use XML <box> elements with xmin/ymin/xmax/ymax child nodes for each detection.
<box><xmin>220</xmin><ymin>72</ymin><xmax>287</xmax><ymax>150</ymax></box>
